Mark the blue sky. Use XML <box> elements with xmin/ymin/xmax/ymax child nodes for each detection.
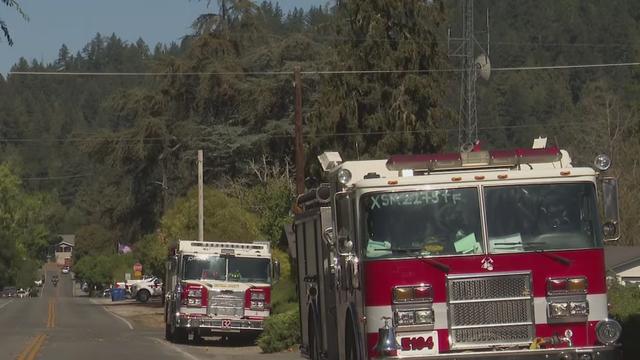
<box><xmin>1</xmin><ymin>0</ymin><xmax>327</xmax><ymax>73</ymax></box>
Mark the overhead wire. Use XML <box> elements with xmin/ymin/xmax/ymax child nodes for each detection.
<box><xmin>7</xmin><ymin>60</ymin><xmax>640</xmax><ymax>77</ymax></box>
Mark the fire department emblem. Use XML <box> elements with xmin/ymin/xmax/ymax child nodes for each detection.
<box><xmin>481</xmin><ymin>256</ymin><xmax>494</xmax><ymax>271</ymax></box>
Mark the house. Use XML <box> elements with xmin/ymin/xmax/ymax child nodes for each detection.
<box><xmin>604</xmin><ymin>245</ymin><xmax>640</xmax><ymax>286</ymax></box>
<box><xmin>55</xmin><ymin>234</ymin><xmax>75</xmax><ymax>266</ymax></box>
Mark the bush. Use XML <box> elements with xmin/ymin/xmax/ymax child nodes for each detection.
<box><xmin>608</xmin><ymin>283</ymin><xmax>640</xmax><ymax>358</ymax></box>
<box><xmin>257</xmin><ymin>309</ymin><xmax>300</xmax><ymax>353</ymax></box>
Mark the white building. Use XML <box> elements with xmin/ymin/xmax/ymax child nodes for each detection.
<box><xmin>55</xmin><ymin>234</ymin><xmax>75</xmax><ymax>266</ymax></box>
<box><xmin>605</xmin><ymin>246</ymin><xmax>640</xmax><ymax>286</ymax></box>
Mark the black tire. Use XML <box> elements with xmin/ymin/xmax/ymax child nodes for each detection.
<box><xmin>165</xmin><ymin>322</ymin><xmax>173</xmax><ymax>341</ymax></box>
<box><xmin>137</xmin><ymin>289</ymin><xmax>150</xmax><ymax>303</ymax></box>
<box><xmin>309</xmin><ymin>320</ymin><xmax>321</xmax><ymax>360</ymax></box>
<box><xmin>345</xmin><ymin>326</ymin><xmax>358</xmax><ymax>360</ymax></box>
<box><xmin>173</xmin><ymin>327</ymin><xmax>188</xmax><ymax>344</ymax></box>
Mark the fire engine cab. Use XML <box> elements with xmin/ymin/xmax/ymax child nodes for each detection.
<box><xmin>293</xmin><ymin>141</ymin><xmax>622</xmax><ymax>360</ymax></box>
<box><xmin>164</xmin><ymin>240</ymin><xmax>279</xmax><ymax>343</ymax></box>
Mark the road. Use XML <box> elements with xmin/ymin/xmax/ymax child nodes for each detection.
<box><xmin>0</xmin><ymin>263</ymin><xmax>302</xmax><ymax>360</ymax></box>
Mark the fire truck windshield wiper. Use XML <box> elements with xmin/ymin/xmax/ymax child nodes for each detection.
<box><xmin>523</xmin><ymin>242</ymin><xmax>573</xmax><ymax>266</ymax></box>
<box><xmin>373</xmin><ymin>247</ymin><xmax>450</xmax><ymax>273</ymax></box>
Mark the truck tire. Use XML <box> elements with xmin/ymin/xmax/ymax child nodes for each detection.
<box><xmin>345</xmin><ymin>325</ymin><xmax>358</xmax><ymax>360</ymax></box>
<box><xmin>308</xmin><ymin>315</ymin><xmax>321</xmax><ymax>360</ymax></box>
<box><xmin>165</xmin><ymin>323</ymin><xmax>173</xmax><ymax>341</ymax></box>
<box><xmin>137</xmin><ymin>289</ymin><xmax>151</xmax><ymax>303</ymax></box>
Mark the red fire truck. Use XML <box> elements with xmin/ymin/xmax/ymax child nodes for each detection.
<box><xmin>293</xmin><ymin>142</ymin><xmax>622</xmax><ymax>360</ymax></box>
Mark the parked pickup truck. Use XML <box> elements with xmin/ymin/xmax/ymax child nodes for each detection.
<box><xmin>129</xmin><ymin>277</ymin><xmax>162</xmax><ymax>303</ymax></box>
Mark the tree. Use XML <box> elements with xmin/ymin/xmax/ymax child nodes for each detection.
<box><xmin>1</xmin><ymin>0</ymin><xmax>28</xmax><ymax>46</ymax></box>
<box><xmin>307</xmin><ymin>0</ymin><xmax>453</xmax><ymax>163</ymax></box>
<box><xmin>160</xmin><ymin>186</ymin><xmax>261</xmax><ymax>243</ymax></box>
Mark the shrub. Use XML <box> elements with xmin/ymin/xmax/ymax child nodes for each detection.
<box><xmin>257</xmin><ymin>309</ymin><xmax>300</xmax><ymax>353</ymax></box>
<box><xmin>608</xmin><ymin>283</ymin><xmax>640</xmax><ymax>358</ymax></box>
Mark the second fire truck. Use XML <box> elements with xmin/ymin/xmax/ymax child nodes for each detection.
<box><xmin>164</xmin><ymin>240</ymin><xmax>279</xmax><ymax>342</ymax></box>
<box><xmin>293</xmin><ymin>141</ymin><xmax>622</xmax><ymax>359</ymax></box>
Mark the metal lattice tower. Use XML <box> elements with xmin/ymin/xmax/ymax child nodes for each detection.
<box><xmin>449</xmin><ymin>0</ymin><xmax>490</xmax><ymax>151</ymax></box>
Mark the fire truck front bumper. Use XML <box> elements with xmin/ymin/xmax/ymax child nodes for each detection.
<box><xmin>374</xmin><ymin>346</ymin><xmax>622</xmax><ymax>360</ymax></box>
<box><xmin>177</xmin><ymin>314</ymin><xmax>264</xmax><ymax>333</ymax></box>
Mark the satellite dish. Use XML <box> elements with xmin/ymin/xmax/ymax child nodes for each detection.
<box><xmin>475</xmin><ymin>53</ymin><xmax>491</xmax><ymax>80</ymax></box>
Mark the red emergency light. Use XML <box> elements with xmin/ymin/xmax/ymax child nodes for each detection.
<box><xmin>386</xmin><ymin>147</ymin><xmax>561</xmax><ymax>172</ymax></box>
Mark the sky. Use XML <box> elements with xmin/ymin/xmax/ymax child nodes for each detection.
<box><xmin>1</xmin><ymin>0</ymin><xmax>326</xmax><ymax>74</ymax></box>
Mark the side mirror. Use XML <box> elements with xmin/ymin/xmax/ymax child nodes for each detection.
<box><xmin>273</xmin><ymin>260</ymin><xmax>281</xmax><ymax>283</ymax></box>
<box><xmin>602</xmin><ymin>177</ymin><xmax>620</xmax><ymax>242</ymax></box>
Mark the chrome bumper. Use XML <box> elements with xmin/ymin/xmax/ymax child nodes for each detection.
<box><xmin>374</xmin><ymin>346</ymin><xmax>621</xmax><ymax>360</ymax></box>
<box><xmin>177</xmin><ymin>314</ymin><xmax>264</xmax><ymax>332</ymax></box>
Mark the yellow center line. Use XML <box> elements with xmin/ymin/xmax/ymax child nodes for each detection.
<box><xmin>47</xmin><ymin>300</ymin><xmax>56</xmax><ymax>328</ymax></box>
<box><xmin>15</xmin><ymin>334</ymin><xmax>46</xmax><ymax>360</ymax></box>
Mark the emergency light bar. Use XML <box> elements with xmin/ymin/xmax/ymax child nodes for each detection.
<box><xmin>386</xmin><ymin>147</ymin><xmax>562</xmax><ymax>172</ymax></box>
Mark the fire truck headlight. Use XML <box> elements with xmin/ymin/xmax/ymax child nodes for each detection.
<box><xmin>414</xmin><ymin>309</ymin><xmax>434</xmax><ymax>325</ymax></box>
<box><xmin>569</xmin><ymin>301</ymin><xmax>589</xmax><ymax>316</ymax></box>
<box><xmin>548</xmin><ymin>302</ymin><xmax>570</xmax><ymax>318</ymax></box>
<box><xmin>188</xmin><ymin>289</ymin><xmax>202</xmax><ymax>298</ymax></box>
<box><xmin>596</xmin><ymin>319</ymin><xmax>622</xmax><ymax>345</ymax></box>
<box><xmin>337</xmin><ymin>169</ymin><xmax>352</xmax><ymax>185</ymax></box>
<box><xmin>594</xmin><ymin>154</ymin><xmax>612</xmax><ymax>171</ymax></box>
<box><xmin>394</xmin><ymin>311</ymin><xmax>415</xmax><ymax>326</ymax></box>
<box><xmin>187</xmin><ymin>298</ymin><xmax>202</xmax><ymax>306</ymax></box>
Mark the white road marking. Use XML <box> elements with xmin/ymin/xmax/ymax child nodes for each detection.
<box><xmin>90</xmin><ymin>299</ymin><xmax>134</xmax><ymax>330</ymax></box>
<box><xmin>149</xmin><ymin>337</ymin><xmax>201</xmax><ymax>360</ymax></box>
<box><xmin>0</xmin><ymin>299</ymin><xmax>14</xmax><ymax>310</ymax></box>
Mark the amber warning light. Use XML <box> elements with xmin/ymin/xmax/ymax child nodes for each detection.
<box><xmin>386</xmin><ymin>147</ymin><xmax>562</xmax><ymax>172</ymax></box>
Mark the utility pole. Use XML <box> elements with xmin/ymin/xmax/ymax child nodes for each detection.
<box><xmin>197</xmin><ymin>149</ymin><xmax>204</xmax><ymax>242</ymax></box>
<box><xmin>294</xmin><ymin>66</ymin><xmax>304</xmax><ymax>196</ymax></box>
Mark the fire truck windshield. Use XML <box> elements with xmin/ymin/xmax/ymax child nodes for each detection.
<box><xmin>362</xmin><ymin>188</ymin><xmax>483</xmax><ymax>258</ymax></box>
<box><xmin>485</xmin><ymin>182</ymin><xmax>601</xmax><ymax>253</ymax></box>
<box><xmin>183</xmin><ymin>255</ymin><xmax>271</xmax><ymax>283</ymax></box>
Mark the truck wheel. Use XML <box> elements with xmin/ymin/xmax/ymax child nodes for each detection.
<box><xmin>137</xmin><ymin>289</ymin><xmax>150</xmax><ymax>303</ymax></box>
<box><xmin>345</xmin><ymin>327</ymin><xmax>358</xmax><ymax>360</ymax></box>
<box><xmin>309</xmin><ymin>319</ymin><xmax>320</xmax><ymax>360</ymax></box>
<box><xmin>165</xmin><ymin>323</ymin><xmax>173</xmax><ymax>341</ymax></box>
<box><xmin>173</xmin><ymin>327</ymin><xmax>188</xmax><ymax>344</ymax></box>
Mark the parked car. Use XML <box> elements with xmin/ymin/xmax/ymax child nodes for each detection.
<box><xmin>61</xmin><ymin>266</ymin><xmax>70</xmax><ymax>274</ymax></box>
<box><xmin>2</xmin><ymin>287</ymin><xmax>17</xmax><ymax>298</ymax></box>
<box><xmin>16</xmin><ymin>289</ymin><xmax>27</xmax><ymax>298</ymax></box>
<box><xmin>129</xmin><ymin>277</ymin><xmax>163</xmax><ymax>303</ymax></box>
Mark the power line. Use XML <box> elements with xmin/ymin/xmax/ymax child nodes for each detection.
<box><xmin>21</xmin><ymin>173</ymin><xmax>92</xmax><ymax>181</ymax></box>
<box><xmin>0</xmin><ymin>121</ymin><xmax>593</xmax><ymax>144</ymax></box>
<box><xmin>8</xmin><ymin>61</ymin><xmax>640</xmax><ymax>77</ymax></box>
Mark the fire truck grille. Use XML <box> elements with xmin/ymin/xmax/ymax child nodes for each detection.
<box><xmin>448</xmin><ymin>273</ymin><xmax>534</xmax><ymax>349</ymax></box>
<box><xmin>209</xmin><ymin>294</ymin><xmax>244</xmax><ymax>317</ymax></box>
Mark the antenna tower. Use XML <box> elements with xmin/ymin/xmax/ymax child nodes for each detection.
<box><xmin>448</xmin><ymin>0</ymin><xmax>490</xmax><ymax>151</ymax></box>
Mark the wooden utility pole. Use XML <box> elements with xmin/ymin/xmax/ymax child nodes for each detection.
<box><xmin>294</xmin><ymin>66</ymin><xmax>304</xmax><ymax>195</ymax></box>
<box><xmin>198</xmin><ymin>150</ymin><xmax>204</xmax><ymax>242</ymax></box>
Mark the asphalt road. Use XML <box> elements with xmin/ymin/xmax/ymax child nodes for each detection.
<box><xmin>0</xmin><ymin>263</ymin><xmax>302</xmax><ymax>360</ymax></box>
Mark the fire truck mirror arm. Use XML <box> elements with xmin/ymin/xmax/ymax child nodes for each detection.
<box><xmin>601</xmin><ymin>177</ymin><xmax>620</xmax><ymax>242</ymax></box>
<box><xmin>272</xmin><ymin>260</ymin><xmax>281</xmax><ymax>283</ymax></box>
<box><xmin>322</xmin><ymin>227</ymin><xmax>336</xmax><ymax>246</ymax></box>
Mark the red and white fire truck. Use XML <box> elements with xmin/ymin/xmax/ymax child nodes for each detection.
<box><xmin>164</xmin><ymin>240</ymin><xmax>279</xmax><ymax>343</ymax></box>
<box><xmin>293</xmin><ymin>141</ymin><xmax>622</xmax><ymax>360</ymax></box>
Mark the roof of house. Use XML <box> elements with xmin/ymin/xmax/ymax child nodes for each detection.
<box><xmin>57</xmin><ymin>234</ymin><xmax>76</xmax><ymax>247</ymax></box>
<box><xmin>604</xmin><ymin>245</ymin><xmax>640</xmax><ymax>271</ymax></box>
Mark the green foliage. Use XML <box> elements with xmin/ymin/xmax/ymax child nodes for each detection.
<box><xmin>74</xmin><ymin>224</ymin><xmax>115</xmax><ymax>261</ymax></box>
<box><xmin>14</xmin><ymin>258</ymin><xmax>39</xmax><ymax>289</ymax></box>
<box><xmin>133</xmin><ymin>234</ymin><xmax>168</xmax><ymax>278</ymax></box>
<box><xmin>608</xmin><ymin>282</ymin><xmax>640</xmax><ymax>358</ymax></box>
<box><xmin>161</xmin><ymin>186</ymin><xmax>261</xmax><ymax>243</ymax></box>
<box><xmin>257</xmin><ymin>308</ymin><xmax>300</xmax><ymax>353</ymax></box>
<box><xmin>73</xmin><ymin>253</ymin><xmax>135</xmax><ymax>289</ymax></box>
<box><xmin>245</xmin><ymin>177</ymin><xmax>294</xmax><ymax>247</ymax></box>
<box><xmin>0</xmin><ymin>163</ymin><xmax>58</xmax><ymax>288</ymax></box>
